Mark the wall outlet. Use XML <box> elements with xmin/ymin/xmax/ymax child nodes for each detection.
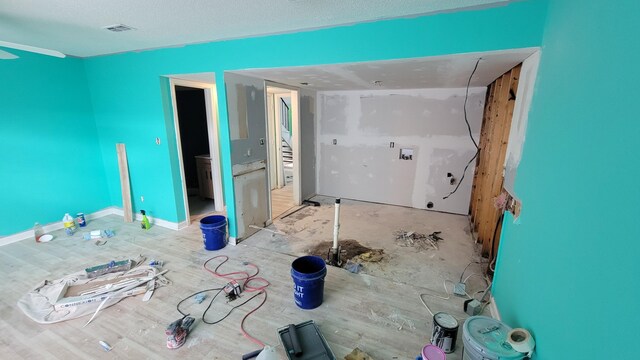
<box><xmin>155</xmin><ymin>137</ymin><xmax>161</xmax><ymax>145</ymax></box>
<box><xmin>140</xmin><ymin>196</ymin><xmax>144</xmax><ymax>202</ymax></box>
<box><xmin>332</xmin><ymin>139</ymin><xmax>337</xmax><ymax>145</ymax></box>
<box><xmin>390</xmin><ymin>142</ymin><xmax>394</xmax><ymax>148</ymax></box>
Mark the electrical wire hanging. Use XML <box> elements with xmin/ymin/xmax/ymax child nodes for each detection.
<box><xmin>443</xmin><ymin>58</ymin><xmax>482</xmax><ymax>200</ymax></box>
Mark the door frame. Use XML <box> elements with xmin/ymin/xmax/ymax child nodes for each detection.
<box><xmin>264</xmin><ymin>81</ymin><xmax>302</xmax><ymax>218</ymax></box>
<box><xmin>169</xmin><ymin>78</ymin><xmax>225</xmax><ymax>225</ymax></box>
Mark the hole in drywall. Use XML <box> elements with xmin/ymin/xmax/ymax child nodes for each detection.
<box><xmin>427</xmin><ymin>202</ymin><xmax>434</xmax><ymax>209</ymax></box>
<box><xmin>447</xmin><ymin>172</ymin><xmax>453</xmax><ymax>177</ymax></box>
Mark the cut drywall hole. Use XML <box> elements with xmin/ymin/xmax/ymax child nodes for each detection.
<box><xmin>333</xmin><ymin>139</ymin><xmax>337</xmax><ymax>145</ymax></box>
<box><xmin>399</xmin><ymin>148</ymin><xmax>414</xmax><ymax>160</ymax></box>
<box><xmin>390</xmin><ymin>142</ymin><xmax>395</xmax><ymax>148</ymax></box>
<box><xmin>449</xmin><ymin>177</ymin><xmax>457</xmax><ymax>185</ymax></box>
<box><xmin>447</xmin><ymin>172</ymin><xmax>453</xmax><ymax>177</ymax></box>
<box><xmin>300</xmin><ymin>82</ymin><xmax>309</xmax><ymax>86</ymax></box>
<box><xmin>259</xmin><ymin>138</ymin><xmax>265</xmax><ymax>146</ymax></box>
<box><xmin>427</xmin><ymin>202</ymin><xmax>434</xmax><ymax>209</ymax></box>
<box><xmin>155</xmin><ymin>137</ymin><xmax>161</xmax><ymax>145</ymax></box>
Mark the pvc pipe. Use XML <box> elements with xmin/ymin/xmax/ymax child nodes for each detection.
<box><xmin>333</xmin><ymin>198</ymin><xmax>341</xmax><ymax>250</ymax></box>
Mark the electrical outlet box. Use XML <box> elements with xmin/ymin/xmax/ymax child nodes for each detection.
<box><xmin>465</xmin><ymin>299</ymin><xmax>483</xmax><ymax>316</ymax></box>
<box><xmin>453</xmin><ymin>282</ymin><xmax>467</xmax><ymax>297</ymax></box>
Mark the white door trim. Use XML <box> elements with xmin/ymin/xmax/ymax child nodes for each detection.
<box><xmin>265</xmin><ymin>81</ymin><xmax>302</xmax><ymax>207</ymax></box>
<box><xmin>169</xmin><ymin>78</ymin><xmax>224</xmax><ymax>226</ymax></box>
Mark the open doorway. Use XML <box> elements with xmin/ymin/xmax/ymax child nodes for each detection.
<box><xmin>169</xmin><ymin>77</ymin><xmax>224</xmax><ymax>224</ymax></box>
<box><xmin>266</xmin><ymin>85</ymin><xmax>299</xmax><ymax>219</ymax></box>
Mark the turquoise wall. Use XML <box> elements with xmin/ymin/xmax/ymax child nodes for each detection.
<box><xmin>83</xmin><ymin>0</ymin><xmax>547</xmax><ymax>236</ymax></box>
<box><xmin>0</xmin><ymin>49</ymin><xmax>109</xmax><ymax>235</ymax></box>
<box><xmin>493</xmin><ymin>0</ymin><xmax>639</xmax><ymax>359</ymax></box>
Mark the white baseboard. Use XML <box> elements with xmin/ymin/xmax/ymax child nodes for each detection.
<box><xmin>0</xmin><ymin>207</ymin><xmax>187</xmax><ymax>246</ymax></box>
<box><xmin>489</xmin><ymin>295</ymin><xmax>501</xmax><ymax>320</ymax></box>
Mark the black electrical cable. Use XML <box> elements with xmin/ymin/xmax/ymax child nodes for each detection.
<box><xmin>465</xmin><ymin>58</ymin><xmax>481</xmax><ymax>150</ymax></box>
<box><xmin>176</xmin><ymin>288</ymin><xmax>223</xmax><ymax>316</ymax></box>
<box><xmin>443</xmin><ymin>150</ymin><xmax>478</xmax><ymax>200</ymax></box>
<box><xmin>443</xmin><ymin>58</ymin><xmax>482</xmax><ymax>200</ymax></box>
<box><xmin>176</xmin><ymin>287</ymin><xmax>266</xmax><ymax>325</ymax></box>
<box><xmin>202</xmin><ymin>290</ymin><xmax>265</xmax><ymax>325</ymax></box>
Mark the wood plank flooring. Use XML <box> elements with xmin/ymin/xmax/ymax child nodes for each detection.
<box><xmin>271</xmin><ymin>183</ymin><xmax>294</xmax><ymax>219</ymax></box>
<box><xmin>0</xmin><ymin>213</ymin><xmax>475</xmax><ymax>359</ymax></box>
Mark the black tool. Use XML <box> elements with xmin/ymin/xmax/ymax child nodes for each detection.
<box><xmin>289</xmin><ymin>324</ymin><xmax>303</xmax><ymax>356</ymax></box>
<box><xmin>242</xmin><ymin>349</ymin><xmax>263</xmax><ymax>360</ymax></box>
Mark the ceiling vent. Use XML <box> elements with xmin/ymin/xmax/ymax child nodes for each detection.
<box><xmin>103</xmin><ymin>24</ymin><xmax>136</xmax><ymax>32</ymax></box>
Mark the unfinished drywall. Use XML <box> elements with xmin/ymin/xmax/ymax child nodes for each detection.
<box><xmin>225</xmin><ymin>73</ymin><xmax>269</xmax><ymax>240</ymax></box>
<box><xmin>299</xmin><ymin>89</ymin><xmax>317</xmax><ymax>200</ymax></box>
<box><xmin>316</xmin><ymin>88</ymin><xmax>485</xmax><ymax>214</ymax></box>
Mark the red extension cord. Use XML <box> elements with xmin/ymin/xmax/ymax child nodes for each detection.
<box><xmin>203</xmin><ymin>256</ymin><xmax>270</xmax><ymax>347</ymax></box>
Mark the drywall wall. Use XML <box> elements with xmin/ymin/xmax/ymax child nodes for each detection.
<box><xmin>316</xmin><ymin>88</ymin><xmax>485</xmax><ymax>214</ymax></box>
<box><xmin>0</xmin><ymin>49</ymin><xmax>109</xmax><ymax>236</ymax></box>
<box><xmin>83</xmin><ymin>0</ymin><xmax>547</xmax><ymax>237</ymax></box>
<box><xmin>225</xmin><ymin>73</ymin><xmax>269</xmax><ymax>239</ymax></box>
<box><xmin>299</xmin><ymin>89</ymin><xmax>317</xmax><ymax>200</ymax></box>
<box><xmin>493</xmin><ymin>0</ymin><xmax>638</xmax><ymax>359</ymax></box>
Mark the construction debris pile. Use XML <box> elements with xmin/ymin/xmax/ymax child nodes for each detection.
<box><xmin>394</xmin><ymin>230</ymin><xmax>443</xmax><ymax>251</ymax></box>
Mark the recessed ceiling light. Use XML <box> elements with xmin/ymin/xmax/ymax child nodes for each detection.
<box><xmin>103</xmin><ymin>24</ymin><xmax>136</xmax><ymax>32</ymax></box>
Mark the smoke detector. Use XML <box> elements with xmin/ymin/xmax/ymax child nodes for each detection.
<box><xmin>103</xmin><ymin>24</ymin><xmax>136</xmax><ymax>32</ymax></box>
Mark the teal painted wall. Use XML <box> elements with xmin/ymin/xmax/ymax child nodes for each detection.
<box><xmin>83</xmin><ymin>0</ymin><xmax>547</xmax><ymax>236</ymax></box>
<box><xmin>493</xmin><ymin>0</ymin><xmax>639</xmax><ymax>359</ymax></box>
<box><xmin>0</xmin><ymin>49</ymin><xmax>109</xmax><ymax>235</ymax></box>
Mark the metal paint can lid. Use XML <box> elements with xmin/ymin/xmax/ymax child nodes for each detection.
<box><xmin>434</xmin><ymin>312</ymin><xmax>458</xmax><ymax>329</ymax></box>
<box><xmin>462</xmin><ymin>316</ymin><xmax>523</xmax><ymax>359</ymax></box>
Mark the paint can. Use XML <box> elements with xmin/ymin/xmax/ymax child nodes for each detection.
<box><xmin>431</xmin><ymin>312</ymin><xmax>459</xmax><ymax>353</ymax></box>
<box><xmin>77</xmin><ymin>213</ymin><xmax>86</xmax><ymax>227</ymax></box>
<box><xmin>461</xmin><ymin>316</ymin><xmax>523</xmax><ymax>360</ymax></box>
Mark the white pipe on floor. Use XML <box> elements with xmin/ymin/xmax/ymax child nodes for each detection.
<box><xmin>333</xmin><ymin>198</ymin><xmax>341</xmax><ymax>250</ymax></box>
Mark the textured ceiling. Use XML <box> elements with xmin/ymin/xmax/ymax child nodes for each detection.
<box><xmin>0</xmin><ymin>0</ymin><xmax>511</xmax><ymax>57</ymax></box>
<box><xmin>236</xmin><ymin>49</ymin><xmax>537</xmax><ymax>90</ymax></box>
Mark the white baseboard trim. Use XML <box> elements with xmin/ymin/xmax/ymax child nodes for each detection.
<box><xmin>229</xmin><ymin>236</ymin><xmax>237</xmax><ymax>246</ymax></box>
<box><xmin>0</xmin><ymin>207</ymin><xmax>187</xmax><ymax>246</ymax></box>
<box><xmin>489</xmin><ymin>295</ymin><xmax>501</xmax><ymax>320</ymax></box>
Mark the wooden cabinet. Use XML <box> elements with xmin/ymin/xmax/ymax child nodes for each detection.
<box><xmin>195</xmin><ymin>155</ymin><xmax>214</xmax><ymax>199</ymax></box>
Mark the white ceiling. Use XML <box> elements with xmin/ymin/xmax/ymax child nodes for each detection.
<box><xmin>0</xmin><ymin>0</ymin><xmax>512</xmax><ymax>57</ymax></box>
<box><xmin>236</xmin><ymin>48</ymin><xmax>537</xmax><ymax>91</ymax></box>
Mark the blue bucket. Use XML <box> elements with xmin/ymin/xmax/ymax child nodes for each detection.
<box><xmin>199</xmin><ymin>215</ymin><xmax>227</xmax><ymax>251</ymax></box>
<box><xmin>291</xmin><ymin>256</ymin><xmax>327</xmax><ymax>310</ymax></box>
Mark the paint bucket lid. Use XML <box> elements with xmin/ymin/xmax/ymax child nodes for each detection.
<box><xmin>462</xmin><ymin>316</ymin><xmax>523</xmax><ymax>359</ymax></box>
<box><xmin>422</xmin><ymin>344</ymin><xmax>446</xmax><ymax>360</ymax></box>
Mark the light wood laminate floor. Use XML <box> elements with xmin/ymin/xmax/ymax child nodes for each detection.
<box><xmin>0</xmin><ymin>209</ymin><xmax>484</xmax><ymax>359</ymax></box>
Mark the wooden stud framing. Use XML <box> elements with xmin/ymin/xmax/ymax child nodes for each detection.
<box><xmin>469</xmin><ymin>64</ymin><xmax>522</xmax><ymax>259</ymax></box>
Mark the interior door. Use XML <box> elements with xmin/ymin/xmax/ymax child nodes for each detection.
<box><xmin>224</xmin><ymin>72</ymin><xmax>269</xmax><ymax>240</ymax></box>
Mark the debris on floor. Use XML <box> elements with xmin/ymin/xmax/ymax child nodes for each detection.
<box><xmin>345</xmin><ymin>348</ymin><xmax>374</xmax><ymax>360</ymax></box>
<box><xmin>357</xmin><ymin>249</ymin><xmax>385</xmax><ymax>262</ymax></box>
<box><xmin>309</xmin><ymin>239</ymin><xmax>371</xmax><ymax>264</ymax></box>
<box><xmin>345</xmin><ymin>260</ymin><xmax>363</xmax><ymax>274</ymax></box>
<box><xmin>394</xmin><ymin>230</ymin><xmax>443</xmax><ymax>251</ymax></box>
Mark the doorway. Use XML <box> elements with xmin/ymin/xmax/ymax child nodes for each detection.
<box><xmin>266</xmin><ymin>84</ymin><xmax>301</xmax><ymax>219</ymax></box>
<box><xmin>169</xmin><ymin>77</ymin><xmax>224</xmax><ymax>225</ymax></box>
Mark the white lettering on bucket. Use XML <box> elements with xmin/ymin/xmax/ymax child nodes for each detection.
<box><xmin>294</xmin><ymin>284</ymin><xmax>304</xmax><ymax>298</ymax></box>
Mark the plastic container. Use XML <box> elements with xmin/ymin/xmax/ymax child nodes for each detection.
<box><xmin>462</xmin><ymin>316</ymin><xmax>524</xmax><ymax>360</ymax></box>
<box><xmin>33</xmin><ymin>222</ymin><xmax>43</xmax><ymax>242</ymax></box>
<box><xmin>63</xmin><ymin>213</ymin><xmax>76</xmax><ymax>235</ymax></box>
<box><xmin>199</xmin><ymin>215</ymin><xmax>227</xmax><ymax>250</ymax></box>
<box><xmin>422</xmin><ymin>344</ymin><xmax>446</xmax><ymax>360</ymax></box>
<box><xmin>291</xmin><ymin>256</ymin><xmax>327</xmax><ymax>310</ymax></box>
